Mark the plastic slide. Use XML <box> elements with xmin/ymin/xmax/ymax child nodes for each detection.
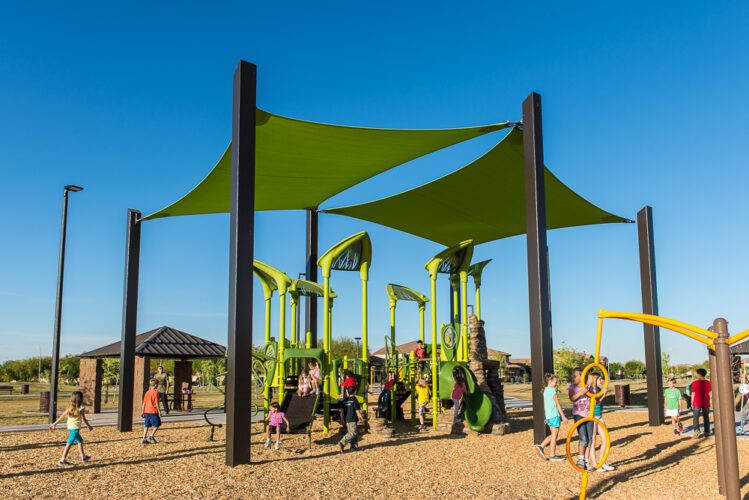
<box><xmin>280</xmin><ymin>391</ymin><xmax>320</xmax><ymax>432</ymax></box>
<box><xmin>438</xmin><ymin>362</ymin><xmax>493</xmax><ymax>432</ymax></box>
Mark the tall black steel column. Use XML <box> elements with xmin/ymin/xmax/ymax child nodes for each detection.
<box><xmin>305</xmin><ymin>209</ymin><xmax>318</xmax><ymax>346</ymax></box>
<box><xmin>637</xmin><ymin>206</ymin><xmax>664</xmax><ymax>426</ymax></box>
<box><xmin>522</xmin><ymin>92</ymin><xmax>554</xmax><ymax>445</ymax></box>
<box><xmin>117</xmin><ymin>209</ymin><xmax>141</xmax><ymax>432</ymax></box>
<box><xmin>226</xmin><ymin>60</ymin><xmax>256</xmax><ymax>467</ymax></box>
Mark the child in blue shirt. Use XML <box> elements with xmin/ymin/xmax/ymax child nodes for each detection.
<box><xmin>534</xmin><ymin>373</ymin><xmax>568</xmax><ymax>461</ymax></box>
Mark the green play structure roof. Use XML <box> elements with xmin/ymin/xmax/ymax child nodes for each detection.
<box><xmin>324</xmin><ymin>128</ymin><xmax>629</xmax><ymax>246</ymax></box>
<box><xmin>144</xmin><ymin>110</ymin><xmax>511</xmax><ymax>219</ymax></box>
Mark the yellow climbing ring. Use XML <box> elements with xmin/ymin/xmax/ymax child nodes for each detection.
<box><xmin>581</xmin><ymin>362</ymin><xmax>609</xmax><ymax>399</ymax></box>
<box><xmin>564</xmin><ymin>416</ymin><xmax>611</xmax><ymax>472</ymax></box>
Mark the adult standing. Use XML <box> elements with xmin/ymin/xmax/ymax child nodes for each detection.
<box><xmin>153</xmin><ymin>365</ymin><xmax>170</xmax><ymax>415</ymax></box>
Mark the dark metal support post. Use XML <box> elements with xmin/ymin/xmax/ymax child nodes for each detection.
<box><xmin>50</xmin><ymin>190</ymin><xmax>71</xmax><ymax>423</ymax></box>
<box><xmin>522</xmin><ymin>92</ymin><xmax>554</xmax><ymax>445</ymax></box>
<box><xmin>708</xmin><ymin>344</ymin><xmax>725</xmax><ymax>495</ymax></box>
<box><xmin>225</xmin><ymin>60</ymin><xmax>256</xmax><ymax>467</ymax></box>
<box><xmin>713</xmin><ymin>318</ymin><xmax>740</xmax><ymax>500</ymax></box>
<box><xmin>117</xmin><ymin>209</ymin><xmax>141</xmax><ymax>432</ymax></box>
<box><xmin>305</xmin><ymin>209</ymin><xmax>318</xmax><ymax>346</ymax></box>
<box><xmin>637</xmin><ymin>206</ymin><xmax>664</xmax><ymax>426</ymax></box>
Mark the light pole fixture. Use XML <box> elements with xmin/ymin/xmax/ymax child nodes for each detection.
<box><xmin>49</xmin><ymin>184</ymin><xmax>83</xmax><ymax>423</ymax></box>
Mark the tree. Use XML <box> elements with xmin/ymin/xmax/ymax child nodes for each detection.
<box><xmin>553</xmin><ymin>342</ymin><xmax>587</xmax><ymax>381</ymax></box>
<box><xmin>608</xmin><ymin>362</ymin><xmax>623</xmax><ymax>379</ymax></box>
<box><xmin>59</xmin><ymin>355</ymin><xmax>80</xmax><ymax>382</ymax></box>
<box><xmin>661</xmin><ymin>352</ymin><xmax>671</xmax><ymax>377</ymax></box>
<box><xmin>624</xmin><ymin>360</ymin><xmax>646</xmax><ymax>379</ymax></box>
<box><xmin>102</xmin><ymin>359</ymin><xmax>120</xmax><ymax>385</ymax></box>
<box><xmin>330</xmin><ymin>337</ymin><xmax>365</xmax><ymax>361</ymax></box>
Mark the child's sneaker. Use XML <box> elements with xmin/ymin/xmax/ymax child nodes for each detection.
<box><xmin>264</xmin><ymin>438</ymin><xmax>271</xmax><ymax>449</ymax></box>
<box><xmin>57</xmin><ymin>460</ymin><xmax>72</xmax><ymax>467</ymax></box>
<box><xmin>350</xmin><ymin>442</ymin><xmax>359</xmax><ymax>451</ymax></box>
<box><xmin>81</xmin><ymin>455</ymin><xmax>91</xmax><ymax>463</ymax></box>
<box><xmin>549</xmin><ymin>455</ymin><xmax>565</xmax><ymax>462</ymax></box>
<box><xmin>533</xmin><ymin>445</ymin><xmax>546</xmax><ymax>460</ymax></box>
<box><xmin>738</xmin><ymin>427</ymin><xmax>745</xmax><ymax>435</ymax></box>
<box><xmin>673</xmin><ymin>428</ymin><xmax>679</xmax><ymax>435</ymax></box>
<box><xmin>147</xmin><ymin>436</ymin><xmax>157</xmax><ymax>444</ymax></box>
<box><xmin>576</xmin><ymin>456</ymin><xmax>585</xmax><ymax>468</ymax></box>
<box><xmin>585</xmin><ymin>461</ymin><xmax>595</xmax><ymax>472</ymax></box>
<box><xmin>274</xmin><ymin>440</ymin><xmax>280</xmax><ymax>450</ymax></box>
<box><xmin>601</xmin><ymin>463</ymin><xmax>616</xmax><ymax>471</ymax></box>
<box><xmin>338</xmin><ymin>442</ymin><xmax>345</xmax><ymax>454</ymax></box>
<box><xmin>141</xmin><ymin>438</ymin><xmax>149</xmax><ymax>445</ymax></box>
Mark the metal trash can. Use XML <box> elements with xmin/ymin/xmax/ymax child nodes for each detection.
<box><xmin>21</xmin><ymin>384</ymin><xmax>30</xmax><ymax>395</ymax></box>
<box><xmin>614</xmin><ymin>384</ymin><xmax>630</xmax><ymax>407</ymax></box>
<box><xmin>39</xmin><ymin>391</ymin><xmax>50</xmax><ymax>413</ymax></box>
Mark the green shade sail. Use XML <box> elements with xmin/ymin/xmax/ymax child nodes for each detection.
<box><xmin>144</xmin><ymin>110</ymin><xmax>511</xmax><ymax>220</ymax></box>
<box><xmin>324</xmin><ymin>128</ymin><xmax>629</xmax><ymax>246</ymax></box>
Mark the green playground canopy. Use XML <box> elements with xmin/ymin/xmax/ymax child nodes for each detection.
<box><xmin>144</xmin><ymin>110</ymin><xmax>511</xmax><ymax>219</ymax></box>
<box><xmin>324</xmin><ymin>128</ymin><xmax>629</xmax><ymax>246</ymax></box>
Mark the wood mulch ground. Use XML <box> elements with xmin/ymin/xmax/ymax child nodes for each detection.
<box><xmin>0</xmin><ymin>409</ymin><xmax>746</xmax><ymax>499</ymax></box>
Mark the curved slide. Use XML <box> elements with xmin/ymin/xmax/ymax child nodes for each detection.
<box><xmin>438</xmin><ymin>362</ymin><xmax>493</xmax><ymax>432</ymax></box>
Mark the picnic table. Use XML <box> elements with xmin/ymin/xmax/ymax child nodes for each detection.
<box><xmin>0</xmin><ymin>385</ymin><xmax>13</xmax><ymax>395</ymax></box>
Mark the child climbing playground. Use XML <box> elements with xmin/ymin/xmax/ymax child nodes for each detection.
<box><xmin>534</xmin><ymin>373</ymin><xmax>567</xmax><ymax>461</ymax></box>
<box><xmin>415</xmin><ymin>378</ymin><xmax>431</xmax><ymax>431</ymax></box>
<box><xmin>451</xmin><ymin>367</ymin><xmax>467</xmax><ymax>424</ymax></box>
<box><xmin>568</xmin><ymin>367</ymin><xmax>594</xmax><ymax>471</ymax></box>
<box><xmin>664</xmin><ymin>377</ymin><xmax>683</xmax><ymax>435</ymax></box>
<box><xmin>589</xmin><ymin>373</ymin><xmax>615</xmax><ymax>472</ymax></box>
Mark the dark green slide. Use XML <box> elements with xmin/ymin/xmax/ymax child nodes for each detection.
<box><xmin>438</xmin><ymin>362</ymin><xmax>493</xmax><ymax>432</ymax></box>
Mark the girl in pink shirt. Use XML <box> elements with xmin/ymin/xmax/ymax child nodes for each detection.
<box><xmin>451</xmin><ymin>368</ymin><xmax>467</xmax><ymax>423</ymax></box>
<box><xmin>264</xmin><ymin>402</ymin><xmax>290</xmax><ymax>450</ymax></box>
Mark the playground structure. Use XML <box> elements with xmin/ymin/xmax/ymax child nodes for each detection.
<box><xmin>381</xmin><ymin>241</ymin><xmax>508</xmax><ymax>434</ymax></box>
<box><xmin>570</xmin><ymin>310</ymin><xmax>747</xmax><ymax>500</ymax></box>
<box><xmin>114</xmin><ymin>60</ymin><xmax>654</xmax><ymax>467</ymax></box>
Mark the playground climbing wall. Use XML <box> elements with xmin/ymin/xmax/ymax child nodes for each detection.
<box><xmin>468</xmin><ymin>314</ymin><xmax>510</xmax><ymax>434</ymax></box>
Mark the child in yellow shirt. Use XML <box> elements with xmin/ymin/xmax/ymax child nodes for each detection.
<box><xmin>415</xmin><ymin>378</ymin><xmax>431</xmax><ymax>431</ymax></box>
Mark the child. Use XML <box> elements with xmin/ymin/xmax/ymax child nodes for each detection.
<box><xmin>383</xmin><ymin>371</ymin><xmax>395</xmax><ymax>392</ymax></box>
<box><xmin>451</xmin><ymin>368</ymin><xmax>467</xmax><ymax>423</ymax></box>
<box><xmin>49</xmin><ymin>391</ymin><xmax>92</xmax><ymax>466</ymax></box>
<box><xmin>691</xmin><ymin>368</ymin><xmax>712</xmax><ymax>438</ymax></box>
<box><xmin>568</xmin><ymin>367</ymin><xmax>594</xmax><ymax>471</ymax></box>
<box><xmin>338</xmin><ymin>386</ymin><xmax>364</xmax><ymax>452</ymax></box>
<box><xmin>342</xmin><ymin>371</ymin><xmax>358</xmax><ymax>392</ymax></box>
<box><xmin>297</xmin><ymin>370</ymin><xmax>311</xmax><ymax>397</ymax></box>
<box><xmin>414</xmin><ymin>340</ymin><xmax>427</xmax><ymax>375</ymax></box>
<box><xmin>590</xmin><ymin>373</ymin><xmax>616</xmax><ymax>472</ymax></box>
<box><xmin>309</xmin><ymin>361</ymin><xmax>322</xmax><ymax>394</ymax></box>
<box><xmin>664</xmin><ymin>377</ymin><xmax>683</xmax><ymax>435</ymax></box>
<box><xmin>738</xmin><ymin>374</ymin><xmax>749</xmax><ymax>434</ymax></box>
<box><xmin>534</xmin><ymin>373</ymin><xmax>567</xmax><ymax>461</ymax></box>
<box><xmin>415</xmin><ymin>378</ymin><xmax>431</xmax><ymax>431</ymax></box>
<box><xmin>264</xmin><ymin>402</ymin><xmax>290</xmax><ymax>450</ymax></box>
<box><xmin>141</xmin><ymin>379</ymin><xmax>161</xmax><ymax>444</ymax></box>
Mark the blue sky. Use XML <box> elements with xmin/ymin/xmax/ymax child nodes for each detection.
<box><xmin>0</xmin><ymin>2</ymin><xmax>748</xmax><ymax>365</ymax></box>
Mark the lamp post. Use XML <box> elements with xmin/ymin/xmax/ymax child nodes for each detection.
<box><xmin>49</xmin><ymin>184</ymin><xmax>83</xmax><ymax>423</ymax></box>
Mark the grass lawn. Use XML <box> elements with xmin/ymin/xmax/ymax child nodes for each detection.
<box><xmin>0</xmin><ymin>382</ymin><xmax>233</xmax><ymax>426</ymax></box>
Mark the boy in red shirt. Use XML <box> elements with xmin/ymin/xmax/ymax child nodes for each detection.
<box><xmin>342</xmin><ymin>371</ymin><xmax>358</xmax><ymax>391</ymax></box>
<box><xmin>414</xmin><ymin>340</ymin><xmax>427</xmax><ymax>376</ymax></box>
<box><xmin>141</xmin><ymin>379</ymin><xmax>161</xmax><ymax>444</ymax></box>
<box><xmin>691</xmin><ymin>368</ymin><xmax>712</xmax><ymax>438</ymax></box>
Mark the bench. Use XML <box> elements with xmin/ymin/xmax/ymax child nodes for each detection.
<box><xmin>0</xmin><ymin>386</ymin><xmax>13</xmax><ymax>395</ymax></box>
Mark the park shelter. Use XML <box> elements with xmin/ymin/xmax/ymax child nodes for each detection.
<box><xmin>118</xmin><ymin>61</ymin><xmax>664</xmax><ymax>466</ymax></box>
<box><xmin>80</xmin><ymin>326</ymin><xmax>225</xmax><ymax>416</ymax></box>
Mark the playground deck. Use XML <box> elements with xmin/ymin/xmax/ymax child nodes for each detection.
<box><xmin>0</xmin><ymin>408</ymin><xmax>746</xmax><ymax>499</ymax></box>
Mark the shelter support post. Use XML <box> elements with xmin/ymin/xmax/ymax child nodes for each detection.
<box><xmin>305</xmin><ymin>209</ymin><xmax>318</xmax><ymax>346</ymax></box>
<box><xmin>522</xmin><ymin>92</ymin><xmax>554</xmax><ymax>445</ymax></box>
<box><xmin>225</xmin><ymin>60</ymin><xmax>256</xmax><ymax>467</ymax></box>
<box><xmin>390</xmin><ymin>301</ymin><xmax>396</xmax><ymax>422</ymax></box>
<box><xmin>709</xmin><ymin>345</ymin><xmax>726</xmax><ymax>496</ymax></box>
<box><xmin>714</xmin><ymin>318</ymin><xmax>740</xmax><ymax>500</ymax></box>
<box><xmin>117</xmin><ymin>208</ymin><xmax>141</xmax><ymax>432</ymax></box>
<box><xmin>637</xmin><ymin>206</ymin><xmax>664</xmax><ymax>426</ymax></box>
